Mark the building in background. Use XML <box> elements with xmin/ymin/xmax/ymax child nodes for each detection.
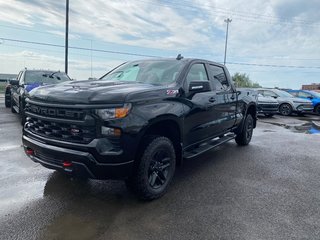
<box><xmin>302</xmin><ymin>83</ymin><xmax>320</xmax><ymax>92</ymax></box>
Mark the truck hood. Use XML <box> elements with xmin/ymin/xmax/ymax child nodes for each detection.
<box><xmin>28</xmin><ymin>80</ymin><xmax>170</xmax><ymax>104</ymax></box>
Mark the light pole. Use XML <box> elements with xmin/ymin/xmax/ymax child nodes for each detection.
<box><xmin>224</xmin><ymin>18</ymin><xmax>232</xmax><ymax>65</ymax></box>
<box><xmin>65</xmin><ymin>0</ymin><xmax>69</xmax><ymax>74</ymax></box>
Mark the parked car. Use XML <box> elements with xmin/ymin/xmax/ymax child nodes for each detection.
<box><xmin>257</xmin><ymin>93</ymin><xmax>279</xmax><ymax>117</ymax></box>
<box><xmin>23</xmin><ymin>56</ymin><xmax>257</xmax><ymax>200</ymax></box>
<box><xmin>286</xmin><ymin>90</ymin><xmax>320</xmax><ymax>115</ymax></box>
<box><xmin>5</xmin><ymin>83</ymin><xmax>11</xmax><ymax>108</ymax></box>
<box><xmin>10</xmin><ymin>69</ymin><xmax>71</xmax><ymax>124</ymax></box>
<box><xmin>257</xmin><ymin>88</ymin><xmax>313</xmax><ymax>116</ymax></box>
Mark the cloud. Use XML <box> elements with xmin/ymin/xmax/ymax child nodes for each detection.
<box><xmin>0</xmin><ymin>0</ymin><xmax>319</xmax><ymax>88</ymax></box>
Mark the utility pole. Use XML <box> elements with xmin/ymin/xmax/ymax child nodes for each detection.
<box><xmin>65</xmin><ymin>0</ymin><xmax>69</xmax><ymax>74</ymax></box>
<box><xmin>224</xmin><ymin>18</ymin><xmax>232</xmax><ymax>65</ymax></box>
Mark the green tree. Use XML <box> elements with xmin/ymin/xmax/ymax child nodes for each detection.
<box><xmin>232</xmin><ymin>72</ymin><xmax>262</xmax><ymax>88</ymax></box>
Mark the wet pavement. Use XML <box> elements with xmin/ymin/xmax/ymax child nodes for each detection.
<box><xmin>1</xmin><ymin>95</ymin><xmax>320</xmax><ymax>240</ymax></box>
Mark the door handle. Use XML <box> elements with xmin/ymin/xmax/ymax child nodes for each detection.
<box><xmin>209</xmin><ymin>97</ymin><xmax>216</xmax><ymax>103</ymax></box>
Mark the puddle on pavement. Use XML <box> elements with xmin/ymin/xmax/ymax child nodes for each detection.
<box><xmin>264</xmin><ymin>120</ymin><xmax>320</xmax><ymax>134</ymax></box>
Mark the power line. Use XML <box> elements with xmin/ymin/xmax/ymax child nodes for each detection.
<box><xmin>0</xmin><ymin>37</ymin><xmax>160</xmax><ymax>58</ymax></box>
<box><xmin>227</xmin><ymin>62</ymin><xmax>320</xmax><ymax>69</ymax></box>
<box><xmin>1</xmin><ymin>37</ymin><xmax>320</xmax><ymax>69</ymax></box>
<box><xmin>146</xmin><ymin>0</ymin><xmax>320</xmax><ymax>26</ymax></box>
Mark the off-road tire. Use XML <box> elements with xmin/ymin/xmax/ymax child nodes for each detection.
<box><xmin>235</xmin><ymin>114</ymin><xmax>254</xmax><ymax>146</ymax></box>
<box><xmin>126</xmin><ymin>136</ymin><xmax>176</xmax><ymax>201</ymax></box>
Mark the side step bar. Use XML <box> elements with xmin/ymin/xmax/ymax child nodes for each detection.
<box><xmin>183</xmin><ymin>133</ymin><xmax>235</xmax><ymax>159</ymax></box>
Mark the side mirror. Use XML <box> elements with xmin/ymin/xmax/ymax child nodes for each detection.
<box><xmin>188</xmin><ymin>81</ymin><xmax>211</xmax><ymax>93</ymax></box>
<box><xmin>272</xmin><ymin>95</ymin><xmax>278</xmax><ymax>99</ymax></box>
<box><xmin>9</xmin><ymin>79</ymin><xmax>19</xmax><ymax>86</ymax></box>
<box><xmin>308</xmin><ymin>96</ymin><xmax>313</xmax><ymax>100</ymax></box>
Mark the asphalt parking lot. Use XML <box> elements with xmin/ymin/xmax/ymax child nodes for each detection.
<box><xmin>0</xmin><ymin>94</ymin><xmax>320</xmax><ymax>240</ymax></box>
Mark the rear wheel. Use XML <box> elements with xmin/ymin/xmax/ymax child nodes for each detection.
<box><xmin>279</xmin><ymin>103</ymin><xmax>292</xmax><ymax>116</ymax></box>
<box><xmin>126</xmin><ymin>136</ymin><xmax>176</xmax><ymax>200</ymax></box>
<box><xmin>235</xmin><ymin>114</ymin><xmax>254</xmax><ymax>146</ymax></box>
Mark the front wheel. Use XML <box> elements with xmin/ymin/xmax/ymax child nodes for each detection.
<box><xmin>126</xmin><ymin>136</ymin><xmax>176</xmax><ymax>200</ymax></box>
<box><xmin>279</xmin><ymin>103</ymin><xmax>292</xmax><ymax>116</ymax></box>
<box><xmin>235</xmin><ymin>114</ymin><xmax>254</xmax><ymax>146</ymax></box>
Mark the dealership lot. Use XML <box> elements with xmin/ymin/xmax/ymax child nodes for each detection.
<box><xmin>0</xmin><ymin>95</ymin><xmax>320</xmax><ymax>240</ymax></box>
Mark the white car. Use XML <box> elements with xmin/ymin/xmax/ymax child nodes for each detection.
<box><xmin>257</xmin><ymin>88</ymin><xmax>313</xmax><ymax>116</ymax></box>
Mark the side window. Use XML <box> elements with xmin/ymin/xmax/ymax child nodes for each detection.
<box><xmin>186</xmin><ymin>64</ymin><xmax>208</xmax><ymax>86</ymax></box>
<box><xmin>263</xmin><ymin>90</ymin><xmax>277</xmax><ymax>97</ymax></box>
<box><xmin>289</xmin><ymin>91</ymin><xmax>298</xmax><ymax>97</ymax></box>
<box><xmin>298</xmin><ymin>91</ymin><xmax>311</xmax><ymax>98</ymax></box>
<box><xmin>207</xmin><ymin>65</ymin><xmax>230</xmax><ymax>91</ymax></box>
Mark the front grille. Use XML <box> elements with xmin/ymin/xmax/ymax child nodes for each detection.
<box><xmin>25</xmin><ymin>103</ymin><xmax>85</xmax><ymax>120</ymax></box>
<box><xmin>26</xmin><ymin>117</ymin><xmax>96</xmax><ymax>144</ymax></box>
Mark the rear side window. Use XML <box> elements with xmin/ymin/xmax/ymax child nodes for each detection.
<box><xmin>186</xmin><ymin>64</ymin><xmax>208</xmax><ymax>86</ymax></box>
<box><xmin>207</xmin><ymin>65</ymin><xmax>230</xmax><ymax>91</ymax></box>
<box><xmin>263</xmin><ymin>90</ymin><xmax>277</xmax><ymax>97</ymax></box>
<box><xmin>298</xmin><ymin>91</ymin><xmax>312</xmax><ymax>98</ymax></box>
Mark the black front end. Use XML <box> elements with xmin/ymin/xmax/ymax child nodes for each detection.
<box><xmin>22</xmin><ymin>100</ymin><xmax>136</xmax><ymax>180</ymax></box>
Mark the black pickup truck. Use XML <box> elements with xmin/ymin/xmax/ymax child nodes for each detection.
<box><xmin>22</xmin><ymin>56</ymin><xmax>257</xmax><ymax>200</ymax></box>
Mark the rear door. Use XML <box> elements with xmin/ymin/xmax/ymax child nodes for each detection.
<box><xmin>207</xmin><ymin>64</ymin><xmax>237</xmax><ymax>132</ymax></box>
<box><xmin>183</xmin><ymin>62</ymin><xmax>226</xmax><ymax>147</ymax></box>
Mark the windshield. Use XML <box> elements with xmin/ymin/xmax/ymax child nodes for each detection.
<box><xmin>100</xmin><ymin>60</ymin><xmax>184</xmax><ymax>85</ymax></box>
<box><xmin>309</xmin><ymin>91</ymin><xmax>320</xmax><ymax>98</ymax></box>
<box><xmin>25</xmin><ymin>71</ymin><xmax>71</xmax><ymax>84</ymax></box>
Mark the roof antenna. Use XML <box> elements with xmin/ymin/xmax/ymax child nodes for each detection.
<box><xmin>176</xmin><ymin>54</ymin><xmax>183</xmax><ymax>60</ymax></box>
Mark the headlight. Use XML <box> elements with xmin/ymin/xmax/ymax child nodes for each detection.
<box><xmin>95</xmin><ymin>103</ymin><xmax>131</xmax><ymax>120</ymax></box>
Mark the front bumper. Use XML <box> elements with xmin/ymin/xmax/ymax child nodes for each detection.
<box><xmin>294</xmin><ymin>103</ymin><xmax>314</xmax><ymax>113</ymax></box>
<box><xmin>22</xmin><ymin>133</ymin><xmax>135</xmax><ymax>180</ymax></box>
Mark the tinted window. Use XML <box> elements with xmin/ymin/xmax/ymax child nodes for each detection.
<box><xmin>207</xmin><ymin>65</ymin><xmax>229</xmax><ymax>91</ymax></box>
<box><xmin>186</xmin><ymin>64</ymin><xmax>208</xmax><ymax>85</ymax></box>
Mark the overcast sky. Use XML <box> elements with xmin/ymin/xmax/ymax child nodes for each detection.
<box><xmin>0</xmin><ymin>0</ymin><xmax>319</xmax><ymax>88</ymax></box>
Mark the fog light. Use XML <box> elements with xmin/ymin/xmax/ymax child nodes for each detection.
<box><xmin>26</xmin><ymin>148</ymin><xmax>34</xmax><ymax>155</ymax></box>
<box><xmin>101</xmin><ymin>126</ymin><xmax>121</xmax><ymax>137</ymax></box>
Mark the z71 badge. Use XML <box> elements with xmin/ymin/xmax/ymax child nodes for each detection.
<box><xmin>166</xmin><ymin>89</ymin><xmax>179</xmax><ymax>95</ymax></box>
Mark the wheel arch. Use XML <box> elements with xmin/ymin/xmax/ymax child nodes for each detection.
<box><xmin>136</xmin><ymin>115</ymin><xmax>183</xmax><ymax>166</ymax></box>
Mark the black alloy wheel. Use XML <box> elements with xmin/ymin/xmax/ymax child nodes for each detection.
<box><xmin>126</xmin><ymin>136</ymin><xmax>176</xmax><ymax>200</ymax></box>
<box><xmin>235</xmin><ymin>114</ymin><xmax>254</xmax><ymax>146</ymax></box>
<box><xmin>148</xmin><ymin>149</ymin><xmax>171</xmax><ymax>189</ymax></box>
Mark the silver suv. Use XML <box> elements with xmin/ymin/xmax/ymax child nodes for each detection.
<box><xmin>257</xmin><ymin>88</ymin><xmax>313</xmax><ymax>116</ymax></box>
